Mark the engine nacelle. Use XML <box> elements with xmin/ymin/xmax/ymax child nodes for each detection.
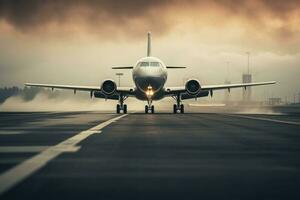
<box><xmin>185</xmin><ymin>79</ymin><xmax>201</xmax><ymax>95</ymax></box>
<box><xmin>101</xmin><ymin>80</ymin><xmax>117</xmax><ymax>95</ymax></box>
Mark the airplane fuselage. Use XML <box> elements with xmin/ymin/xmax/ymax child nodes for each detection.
<box><xmin>132</xmin><ymin>56</ymin><xmax>167</xmax><ymax>100</ymax></box>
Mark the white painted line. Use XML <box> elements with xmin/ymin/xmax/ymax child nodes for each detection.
<box><xmin>0</xmin><ymin>146</ymin><xmax>50</xmax><ymax>153</ymax></box>
<box><xmin>0</xmin><ymin>114</ymin><xmax>127</xmax><ymax>195</ymax></box>
<box><xmin>0</xmin><ymin>131</ymin><xmax>24</xmax><ymax>135</ymax></box>
<box><xmin>189</xmin><ymin>103</ymin><xmax>226</xmax><ymax>107</ymax></box>
<box><xmin>223</xmin><ymin>114</ymin><xmax>300</xmax><ymax>126</ymax></box>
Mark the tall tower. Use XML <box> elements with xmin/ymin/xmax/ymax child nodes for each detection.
<box><xmin>224</xmin><ymin>61</ymin><xmax>231</xmax><ymax>104</ymax></box>
<box><xmin>243</xmin><ymin>52</ymin><xmax>252</xmax><ymax>102</ymax></box>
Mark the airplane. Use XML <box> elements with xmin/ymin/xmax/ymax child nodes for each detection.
<box><xmin>25</xmin><ymin>32</ymin><xmax>276</xmax><ymax>114</ymax></box>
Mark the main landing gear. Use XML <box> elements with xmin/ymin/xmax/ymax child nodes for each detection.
<box><xmin>116</xmin><ymin>104</ymin><xmax>127</xmax><ymax>114</ymax></box>
<box><xmin>172</xmin><ymin>94</ymin><xmax>184</xmax><ymax>114</ymax></box>
<box><xmin>116</xmin><ymin>95</ymin><xmax>128</xmax><ymax>114</ymax></box>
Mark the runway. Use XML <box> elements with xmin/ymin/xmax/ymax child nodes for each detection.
<box><xmin>0</xmin><ymin>111</ymin><xmax>300</xmax><ymax>200</ymax></box>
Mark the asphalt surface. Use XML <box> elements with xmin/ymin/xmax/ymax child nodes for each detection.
<box><xmin>0</xmin><ymin>111</ymin><xmax>300</xmax><ymax>200</ymax></box>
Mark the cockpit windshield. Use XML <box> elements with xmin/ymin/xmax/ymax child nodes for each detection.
<box><xmin>150</xmin><ymin>62</ymin><xmax>161</xmax><ymax>67</ymax></box>
<box><xmin>139</xmin><ymin>62</ymin><xmax>149</xmax><ymax>67</ymax></box>
<box><xmin>138</xmin><ymin>61</ymin><xmax>161</xmax><ymax>67</ymax></box>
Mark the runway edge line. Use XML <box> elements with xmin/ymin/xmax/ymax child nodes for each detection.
<box><xmin>0</xmin><ymin>114</ymin><xmax>128</xmax><ymax>196</ymax></box>
<box><xmin>221</xmin><ymin>114</ymin><xmax>300</xmax><ymax>126</ymax></box>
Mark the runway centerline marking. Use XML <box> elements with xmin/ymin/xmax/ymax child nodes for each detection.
<box><xmin>0</xmin><ymin>114</ymin><xmax>127</xmax><ymax>196</ymax></box>
<box><xmin>223</xmin><ymin>114</ymin><xmax>300</xmax><ymax>126</ymax></box>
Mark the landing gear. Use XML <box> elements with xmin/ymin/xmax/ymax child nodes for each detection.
<box><xmin>116</xmin><ymin>104</ymin><xmax>121</xmax><ymax>114</ymax></box>
<box><xmin>180</xmin><ymin>104</ymin><xmax>184</xmax><ymax>113</ymax></box>
<box><xmin>145</xmin><ymin>100</ymin><xmax>155</xmax><ymax>114</ymax></box>
<box><xmin>173</xmin><ymin>104</ymin><xmax>177</xmax><ymax>114</ymax></box>
<box><xmin>172</xmin><ymin>94</ymin><xmax>184</xmax><ymax>114</ymax></box>
<box><xmin>145</xmin><ymin>105</ymin><xmax>155</xmax><ymax>114</ymax></box>
<box><xmin>116</xmin><ymin>95</ymin><xmax>128</xmax><ymax>114</ymax></box>
<box><xmin>173</xmin><ymin>104</ymin><xmax>184</xmax><ymax>113</ymax></box>
<box><xmin>116</xmin><ymin>104</ymin><xmax>127</xmax><ymax>114</ymax></box>
<box><xmin>123</xmin><ymin>104</ymin><xmax>127</xmax><ymax>114</ymax></box>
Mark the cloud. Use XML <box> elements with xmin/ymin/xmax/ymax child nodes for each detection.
<box><xmin>0</xmin><ymin>0</ymin><xmax>299</xmax><ymax>41</ymax></box>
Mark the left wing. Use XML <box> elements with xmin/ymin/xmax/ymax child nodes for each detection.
<box><xmin>165</xmin><ymin>81</ymin><xmax>276</xmax><ymax>97</ymax></box>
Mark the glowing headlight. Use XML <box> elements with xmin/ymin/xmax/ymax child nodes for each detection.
<box><xmin>146</xmin><ymin>90</ymin><xmax>154</xmax><ymax>96</ymax></box>
<box><xmin>146</xmin><ymin>86</ymin><xmax>154</xmax><ymax>96</ymax></box>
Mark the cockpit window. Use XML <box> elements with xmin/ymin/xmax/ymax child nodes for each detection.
<box><xmin>139</xmin><ymin>62</ymin><xmax>149</xmax><ymax>67</ymax></box>
<box><xmin>138</xmin><ymin>61</ymin><xmax>161</xmax><ymax>67</ymax></box>
<box><xmin>150</xmin><ymin>62</ymin><xmax>161</xmax><ymax>67</ymax></box>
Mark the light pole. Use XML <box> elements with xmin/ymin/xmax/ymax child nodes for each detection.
<box><xmin>246</xmin><ymin>52</ymin><xmax>250</xmax><ymax>74</ymax></box>
<box><xmin>115</xmin><ymin>73</ymin><xmax>124</xmax><ymax>87</ymax></box>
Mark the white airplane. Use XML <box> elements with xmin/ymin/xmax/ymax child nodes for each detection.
<box><xmin>26</xmin><ymin>32</ymin><xmax>276</xmax><ymax>114</ymax></box>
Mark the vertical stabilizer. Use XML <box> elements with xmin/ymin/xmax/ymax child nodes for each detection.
<box><xmin>147</xmin><ymin>32</ymin><xmax>151</xmax><ymax>57</ymax></box>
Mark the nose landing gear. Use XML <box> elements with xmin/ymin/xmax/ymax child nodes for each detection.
<box><xmin>145</xmin><ymin>100</ymin><xmax>155</xmax><ymax>114</ymax></box>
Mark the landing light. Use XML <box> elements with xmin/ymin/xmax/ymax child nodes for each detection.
<box><xmin>146</xmin><ymin>86</ymin><xmax>154</xmax><ymax>96</ymax></box>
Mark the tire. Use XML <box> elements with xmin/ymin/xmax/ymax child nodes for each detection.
<box><xmin>180</xmin><ymin>104</ymin><xmax>184</xmax><ymax>114</ymax></box>
<box><xmin>151</xmin><ymin>105</ymin><xmax>154</xmax><ymax>114</ymax></box>
<box><xmin>145</xmin><ymin>105</ymin><xmax>148</xmax><ymax>114</ymax></box>
<box><xmin>123</xmin><ymin>104</ymin><xmax>127</xmax><ymax>114</ymax></box>
<box><xmin>116</xmin><ymin>104</ymin><xmax>120</xmax><ymax>114</ymax></box>
<box><xmin>173</xmin><ymin>104</ymin><xmax>177</xmax><ymax>114</ymax></box>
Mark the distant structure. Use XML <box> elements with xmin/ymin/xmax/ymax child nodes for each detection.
<box><xmin>115</xmin><ymin>73</ymin><xmax>124</xmax><ymax>87</ymax></box>
<box><xmin>224</xmin><ymin>61</ymin><xmax>231</xmax><ymax>103</ymax></box>
<box><xmin>268</xmin><ymin>97</ymin><xmax>282</xmax><ymax>105</ymax></box>
<box><xmin>242</xmin><ymin>52</ymin><xmax>252</xmax><ymax>102</ymax></box>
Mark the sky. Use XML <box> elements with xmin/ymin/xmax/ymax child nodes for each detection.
<box><xmin>0</xmin><ymin>0</ymin><xmax>299</xmax><ymax>102</ymax></box>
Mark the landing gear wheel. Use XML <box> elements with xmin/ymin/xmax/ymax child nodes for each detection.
<box><xmin>180</xmin><ymin>104</ymin><xmax>184</xmax><ymax>114</ymax></box>
<box><xmin>145</xmin><ymin>105</ymin><xmax>149</xmax><ymax>114</ymax></box>
<box><xmin>151</xmin><ymin>105</ymin><xmax>154</xmax><ymax>114</ymax></box>
<box><xmin>173</xmin><ymin>104</ymin><xmax>177</xmax><ymax>114</ymax></box>
<box><xmin>123</xmin><ymin>104</ymin><xmax>127</xmax><ymax>114</ymax></box>
<box><xmin>116</xmin><ymin>104</ymin><xmax>120</xmax><ymax>114</ymax></box>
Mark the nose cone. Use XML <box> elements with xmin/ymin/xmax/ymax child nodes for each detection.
<box><xmin>134</xmin><ymin>67</ymin><xmax>166</xmax><ymax>92</ymax></box>
<box><xmin>136</xmin><ymin>76</ymin><xmax>163</xmax><ymax>91</ymax></box>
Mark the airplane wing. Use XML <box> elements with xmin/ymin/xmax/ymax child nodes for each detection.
<box><xmin>25</xmin><ymin>83</ymin><xmax>99</xmax><ymax>91</ymax></box>
<box><xmin>25</xmin><ymin>83</ymin><xmax>135</xmax><ymax>99</ymax></box>
<box><xmin>201</xmin><ymin>81</ymin><xmax>276</xmax><ymax>91</ymax></box>
<box><xmin>165</xmin><ymin>81</ymin><xmax>276</xmax><ymax>97</ymax></box>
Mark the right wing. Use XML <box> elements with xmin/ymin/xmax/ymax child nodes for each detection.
<box><xmin>25</xmin><ymin>83</ymin><xmax>100</xmax><ymax>91</ymax></box>
<box><xmin>25</xmin><ymin>83</ymin><xmax>135</xmax><ymax>99</ymax></box>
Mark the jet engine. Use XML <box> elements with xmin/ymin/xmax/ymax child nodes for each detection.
<box><xmin>185</xmin><ymin>79</ymin><xmax>201</xmax><ymax>95</ymax></box>
<box><xmin>101</xmin><ymin>80</ymin><xmax>117</xmax><ymax>95</ymax></box>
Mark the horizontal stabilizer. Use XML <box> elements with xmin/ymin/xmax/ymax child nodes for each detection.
<box><xmin>112</xmin><ymin>66</ymin><xmax>133</xmax><ymax>69</ymax></box>
<box><xmin>166</xmin><ymin>66</ymin><xmax>186</xmax><ymax>69</ymax></box>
